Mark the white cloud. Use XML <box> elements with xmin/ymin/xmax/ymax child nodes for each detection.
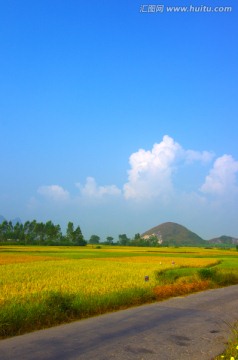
<box><xmin>123</xmin><ymin>135</ymin><xmax>213</xmax><ymax>200</ymax></box>
<box><xmin>200</xmin><ymin>154</ymin><xmax>238</xmax><ymax>196</ymax></box>
<box><xmin>34</xmin><ymin>136</ymin><xmax>215</xmax><ymax>204</ymax></box>
<box><xmin>76</xmin><ymin>177</ymin><xmax>121</xmax><ymax>198</ymax></box>
<box><xmin>37</xmin><ymin>185</ymin><xmax>70</xmax><ymax>201</ymax></box>
<box><xmin>185</xmin><ymin>149</ymin><xmax>214</xmax><ymax>164</ymax></box>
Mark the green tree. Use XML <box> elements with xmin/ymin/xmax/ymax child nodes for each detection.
<box><xmin>0</xmin><ymin>221</ymin><xmax>9</xmax><ymax>241</ymax></box>
<box><xmin>89</xmin><ymin>235</ymin><xmax>100</xmax><ymax>244</ymax></box>
<box><xmin>0</xmin><ymin>221</ymin><xmax>15</xmax><ymax>241</ymax></box>
<box><xmin>34</xmin><ymin>222</ymin><xmax>45</xmax><ymax>244</ymax></box>
<box><xmin>73</xmin><ymin>226</ymin><xmax>86</xmax><ymax>246</ymax></box>
<box><xmin>148</xmin><ymin>235</ymin><xmax>160</xmax><ymax>247</ymax></box>
<box><xmin>13</xmin><ymin>222</ymin><xmax>24</xmax><ymax>241</ymax></box>
<box><xmin>106</xmin><ymin>236</ymin><xmax>114</xmax><ymax>245</ymax></box>
<box><xmin>25</xmin><ymin>220</ymin><xmax>37</xmax><ymax>244</ymax></box>
<box><xmin>45</xmin><ymin>221</ymin><xmax>62</xmax><ymax>244</ymax></box>
<box><xmin>66</xmin><ymin>222</ymin><xmax>74</xmax><ymax>243</ymax></box>
<box><xmin>134</xmin><ymin>233</ymin><xmax>141</xmax><ymax>241</ymax></box>
<box><xmin>118</xmin><ymin>234</ymin><xmax>130</xmax><ymax>246</ymax></box>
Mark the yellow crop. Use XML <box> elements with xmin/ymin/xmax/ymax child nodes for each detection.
<box><xmin>0</xmin><ymin>254</ymin><xmax>218</xmax><ymax>304</ymax></box>
<box><xmin>1</xmin><ymin>246</ymin><xmax>237</xmax><ymax>338</ymax></box>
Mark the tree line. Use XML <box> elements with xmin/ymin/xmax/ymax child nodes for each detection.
<box><xmin>0</xmin><ymin>220</ymin><xmax>161</xmax><ymax>247</ymax></box>
<box><xmin>0</xmin><ymin>220</ymin><xmax>86</xmax><ymax>246</ymax></box>
<box><xmin>88</xmin><ymin>233</ymin><xmax>159</xmax><ymax>247</ymax></box>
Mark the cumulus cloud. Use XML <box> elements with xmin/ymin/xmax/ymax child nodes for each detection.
<box><xmin>76</xmin><ymin>177</ymin><xmax>121</xmax><ymax>198</ymax></box>
<box><xmin>36</xmin><ymin>136</ymin><xmax>234</xmax><ymax>207</ymax></box>
<box><xmin>200</xmin><ymin>155</ymin><xmax>238</xmax><ymax>196</ymax></box>
<box><xmin>37</xmin><ymin>185</ymin><xmax>70</xmax><ymax>201</ymax></box>
<box><xmin>184</xmin><ymin>149</ymin><xmax>214</xmax><ymax>164</ymax></box>
<box><xmin>123</xmin><ymin>135</ymin><xmax>214</xmax><ymax>200</ymax></box>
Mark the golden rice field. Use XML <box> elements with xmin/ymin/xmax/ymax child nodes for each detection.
<box><xmin>0</xmin><ymin>245</ymin><xmax>238</xmax><ymax>338</ymax></box>
<box><xmin>0</xmin><ymin>256</ymin><xmax>217</xmax><ymax>303</ymax></box>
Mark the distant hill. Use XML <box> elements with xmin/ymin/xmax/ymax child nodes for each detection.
<box><xmin>11</xmin><ymin>217</ymin><xmax>22</xmax><ymax>226</ymax></box>
<box><xmin>0</xmin><ymin>216</ymin><xmax>22</xmax><ymax>225</ymax></box>
<box><xmin>208</xmin><ymin>235</ymin><xmax>238</xmax><ymax>245</ymax></box>
<box><xmin>0</xmin><ymin>215</ymin><xmax>6</xmax><ymax>223</ymax></box>
<box><xmin>142</xmin><ymin>222</ymin><xmax>206</xmax><ymax>246</ymax></box>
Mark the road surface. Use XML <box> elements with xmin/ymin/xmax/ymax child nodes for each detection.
<box><xmin>1</xmin><ymin>285</ymin><xmax>238</xmax><ymax>360</ymax></box>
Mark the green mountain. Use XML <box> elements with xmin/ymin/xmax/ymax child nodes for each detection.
<box><xmin>208</xmin><ymin>235</ymin><xmax>238</xmax><ymax>245</ymax></box>
<box><xmin>141</xmin><ymin>222</ymin><xmax>206</xmax><ymax>246</ymax></box>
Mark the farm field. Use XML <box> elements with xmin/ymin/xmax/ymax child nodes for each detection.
<box><xmin>0</xmin><ymin>245</ymin><xmax>238</xmax><ymax>339</ymax></box>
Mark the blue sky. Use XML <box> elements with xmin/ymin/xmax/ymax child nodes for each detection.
<box><xmin>0</xmin><ymin>0</ymin><xmax>237</xmax><ymax>240</ymax></box>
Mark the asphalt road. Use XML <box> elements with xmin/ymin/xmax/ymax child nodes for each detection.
<box><xmin>1</xmin><ymin>285</ymin><xmax>238</xmax><ymax>360</ymax></box>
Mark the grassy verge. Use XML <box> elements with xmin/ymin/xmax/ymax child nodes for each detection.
<box><xmin>0</xmin><ymin>288</ymin><xmax>156</xmax><ymax>338</ymax></box>
<box><xmin>214</xmin><ymin>322</ymin><xmax>238</xmax><ymax>360</ymax></box>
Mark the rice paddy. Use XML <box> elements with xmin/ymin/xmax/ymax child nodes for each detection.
<box><xmin>0</xmin><ymin>245</ymin><xmax>238</xmax><ymax>338</ymax></box>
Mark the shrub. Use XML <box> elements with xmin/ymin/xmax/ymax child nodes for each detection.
<box><xmin>198</xmin><ymin>268</ymin><xmax>238</xmax><ymax>286</ymax></box>
<box><xmin>155</xmin><ymin>270</ymin><xmax>179</xmax><ymax>284</ymax></box>
<box><xmin>213</xmin><ymin>270</ymin><xmax>238</xmax><ymax>286</ymax></box>
<box><xmin>197</xmin><ymin>267</ymin><xmax>217</xmax><ymax>281</ymax></box>
<box><xmin>44</xmin><ymin>291</ymin><xmax>76</xmax><ymax>316</ymax></box>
